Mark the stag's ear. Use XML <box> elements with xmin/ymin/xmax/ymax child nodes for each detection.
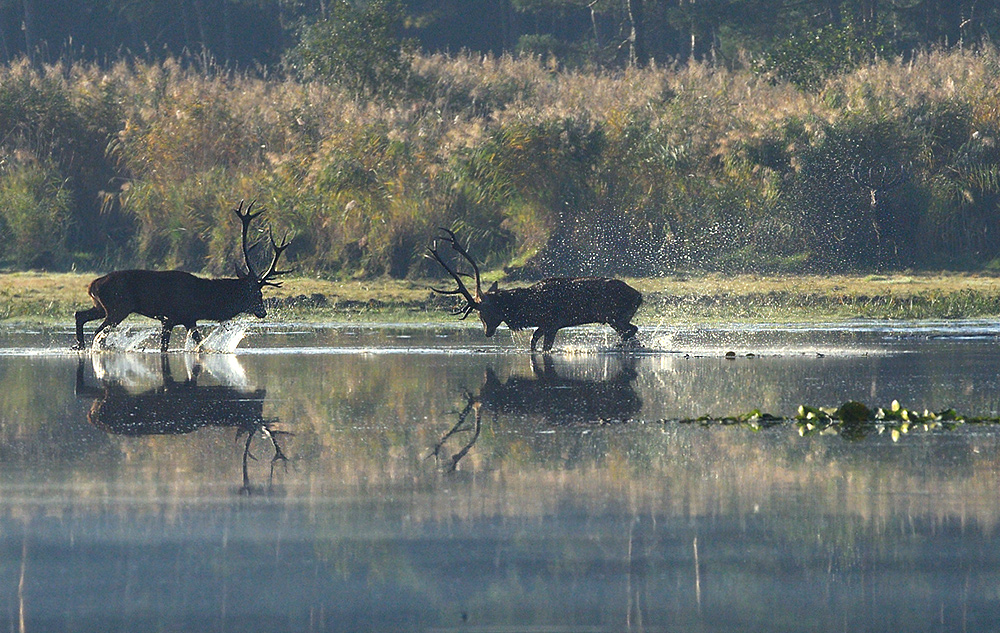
<box><xmin>487</xmin><ymin>281</ymin><xmax>499</xmax><ymax>294</ymax></box>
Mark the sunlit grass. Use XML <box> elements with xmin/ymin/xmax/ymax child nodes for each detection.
<box><xmin>5</xmin><ymin>271</ymin><xmax>1000</xmax><ymax>324</ymax></box>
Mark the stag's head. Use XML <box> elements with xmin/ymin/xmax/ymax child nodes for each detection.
<box><xmin>477</xmin><ymin>282</ymin><xmax>503</xmax><ymax>337</ymax></box>
<box><xmin>233</xmin><ymin>200</ymin><xmax>291</xmax><ymax>318</ymax></box>
<box><xmin>428</xmin><ymin>229</ymin><xmax>502</xmax><ymax>336</ymax></box>
<box><xmin>235</xmin><ymin>280</ymin><xmax>267</xmax><ymax>319</ymax></box>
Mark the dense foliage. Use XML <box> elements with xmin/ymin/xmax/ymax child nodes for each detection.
<box><xmin>2</xmin><ymin>1</ymin><xmax>994</xmax><ymax>71</ymax></box>
<box><xmin>2</xmin><ymin>47</ymin><xmax>1000</xmax><ymax>277</ymax></box>
<box><xmin>1</xmin><ymin>0</ymin><xmax>1000</xmax><ymax>277</ymax></box>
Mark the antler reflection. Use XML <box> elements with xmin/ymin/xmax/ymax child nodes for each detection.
<box><xmin>430</xmin><ymin>355</ymin><xmax>642</xmax><ymax>472</ymax></box>
<box><xmin>75</xmin><ymin>354</ymin><xmax>290</xmax><ymax>493</ymax></box>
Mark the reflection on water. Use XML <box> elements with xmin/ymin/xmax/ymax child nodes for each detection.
<box><xmin>0</xmin><ymin>323</ymin><xmax>999</xmax><ymax>631</ymax></box>
<box><xmin>75</xmin><ymin>353</ymin><xmax>288</xmax><ymax>492</ymax></box>
<box><xmin>431</xmin><ymin>355</ymin><xmax>642</xmax><ymax>471</ymax></box>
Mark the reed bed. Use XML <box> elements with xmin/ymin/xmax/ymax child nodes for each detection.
<box><xmin>1</xmin><ymin>48</ymin><xmax>1000</xmax><ymax>279</ymax></box>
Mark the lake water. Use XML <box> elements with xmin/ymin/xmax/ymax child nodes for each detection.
<box><xmin>2</xmin><ymin>320</ymin><xmax>1000</xmax><ymax>632</ymax></box>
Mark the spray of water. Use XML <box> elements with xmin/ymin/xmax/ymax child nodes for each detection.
<box><xmin>187</xmin><ymin>321</ymin><xmax>250</xmax><ymax>353</ymax></box>
<box><xmin>90</xmin><ymin>321</ymin><xmax>252</xmax><ymax>353</ymax></box>
<box><xmin>92</xmin><ymin>325</ymin><xmax>157</xmax><ymax>352</ymax></box>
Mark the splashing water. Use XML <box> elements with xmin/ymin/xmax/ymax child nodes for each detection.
<box><xmin>92</xmin><ymin>325</ymin><xmax>157</xmax><ymax>352</ymax></box>
<box><xmin>639</xmin><ymin>330</ymin><xmax>676</xmax><ymax>352</ymax></box>
<box><xmin>190</xmin><ymin>320</ymin><xmax>251</xmax><ymax>353</ymax></box>
<box><xmin>90</xmin><ymin>321</ymin><xmax>252</xmax><ymax>353</ymax></box>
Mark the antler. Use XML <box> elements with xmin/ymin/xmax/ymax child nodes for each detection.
<box><xmin>233</xmin><ymin>199</ymin><xmax>265</xmax><ymax>280</ymax></box>
<box><xmin>232</xmin><ymin>199</ymin><xmax>292</xmax><ymax>287</ymax></box>
<box><xmin>427</xmin><ymin>228</ymin><xmax>483</xmax><ymax>319</ymax></box>
<box><xmin>258</xmin><ymin>226</ymin><xmax>292</xmax><ymax>287</ymax></box>
<box><xmin>851</xmin><ymin>161</ymin><xmax>906</xmax><ymax>189</ymax></box>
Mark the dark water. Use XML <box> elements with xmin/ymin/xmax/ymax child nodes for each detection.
<box><xmin>2</xmin><ymin>321</ymin><xmax>1000</xmax><ymax>632</ymax></box>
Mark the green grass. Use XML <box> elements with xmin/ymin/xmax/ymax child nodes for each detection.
<box><xmin>5</xmin><ymin>271</ymin><xmax>1000</xmax><ymax>325</ymax></box>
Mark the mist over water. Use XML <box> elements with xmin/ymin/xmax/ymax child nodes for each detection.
<box><xmin>3</xmin><ymin>322</ymin><xmax>1000</xmax><ymax>632</ymax></box>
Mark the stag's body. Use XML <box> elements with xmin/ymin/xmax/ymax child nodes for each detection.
<box><xmin>75</xmin><ymin>270</ymin><xmax>266</xmax><ymax>352</ymax></box>
<box><xmin>428</xmin><ymin>229</ymin><xmax>642</xmax><ymax>352</ymax></box>
<box><xmin>484</xmin><ymin>277</ymin><xmax>642</xmax><ymax>351</ymax></box>
<box><xmin>74</xmin><ymin>201</ymin><xmax>288</xmax><ymax>352</ymax></box>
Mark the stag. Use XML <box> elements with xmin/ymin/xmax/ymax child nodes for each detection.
<box><xmin>74</xmin><ymin>200</ymin><xmax>289</xmax><ymax>352</ymax></box>
<box><xmin>430</xmin><ymin>355</ymin><xmax>642</xmax><ymax>471</ymax></box>
<box><xmin>428</xmin><ymin>229</ymin><xmax>642</xmax><ymax>351</ymax></box>
<box><xmin>75</xmin><ymin>354</ymin><xmax>289</xmax><ymax>493</ymax></box>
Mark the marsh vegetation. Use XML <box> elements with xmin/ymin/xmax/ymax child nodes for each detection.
<box><xmin>3</xmin><ymin>46</ymin><xmax>1000</xmax><ymax>282</ymax></box>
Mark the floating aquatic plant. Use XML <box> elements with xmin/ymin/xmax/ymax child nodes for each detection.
<box><xmin>674</xmin><ymin>400</ymin><xmax>992</xmax><ymax>442</ymax></box>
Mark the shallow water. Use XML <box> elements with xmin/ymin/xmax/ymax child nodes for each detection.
<box><xmin>2</xmin><ymin>321</ymin><xmax>1000</xmax><ymax>632</ymax></box>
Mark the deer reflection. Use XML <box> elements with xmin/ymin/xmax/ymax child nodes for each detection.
<box><xmin>431</xmin><ymin>355</ymin><xmax>642</xmax><ymax>471</ymax></box>
<box><xmin>75</xmin><ymin>353</ymin><xmax>288</xmax><ymax>492</ymax></box>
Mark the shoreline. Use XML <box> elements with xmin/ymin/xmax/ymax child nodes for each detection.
<box><xmin>3</xmin><ymin>271</ymin><xmax>1000</xmax><ymax>324</ymax></box>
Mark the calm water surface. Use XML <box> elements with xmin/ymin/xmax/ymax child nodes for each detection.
<box><xmin>2</xmin><ymin>321</ymin><xmax>1000</xmax><ymax>632</ymax></box>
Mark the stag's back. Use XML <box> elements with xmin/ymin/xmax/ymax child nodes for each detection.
<box><xmin>89</xmin><ymin>270</ymin><xmax>261</xmax><ymax>323</ymax></box>
<box><xmin>496</xmin><ymin>277</ymin><xmax>641</xmax><ymax>330</ymax></box>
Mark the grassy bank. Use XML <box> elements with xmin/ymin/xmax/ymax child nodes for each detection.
<box><xmin>5</xmin><ymin>272</ymin><xmax>1000</xmax><ymax>325</ymax></box>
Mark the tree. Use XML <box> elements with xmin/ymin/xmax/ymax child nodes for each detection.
<box><xmin>287</xmin><ymin>0</ymin><xmax>411</xmax><ymax>98</ymax></box>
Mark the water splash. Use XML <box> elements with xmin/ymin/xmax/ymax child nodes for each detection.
<box><xmin>191</xmin><ymin>320</ymin><xmax>251</xmax><ymax>353</ymax></box>
<box><xmin>639</xmin><ymin>330</ymin><xmax>677</xmax><ymax>352</ymax></box>
<box><xmin>89</xmin><ymin>321</ymin><xmax>252</xmax><ymax>353</ymax></box>
<box><xmin>92</xmin><ymin>326</ymin><xmax>157</xmax><ymax>352</ymax></box>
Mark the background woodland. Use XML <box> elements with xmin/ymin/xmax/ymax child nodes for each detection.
<box><xmin>1</xmin><ymin>0</ymin><xmax>998</xmax><ymax>277</ymax></box>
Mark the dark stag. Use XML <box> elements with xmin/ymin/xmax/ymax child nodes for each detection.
<box><xmin>430</xmin><ymin>355</ymin><xmax>642</xmax><ymax>471</ymax></box>
<box><xmin>75</xmin><ymin>200</ymin><xmax>290</xmax><ymax>352</ymax></box>
<box><xmin>428</xmin><ymin>229</ymin><xmax>642</xmax><ymax>351</ymax></box>
<box><xmin>75</xmin><ymin>354</ymin><xmax>289</xmax><ymax>493</ymax></box>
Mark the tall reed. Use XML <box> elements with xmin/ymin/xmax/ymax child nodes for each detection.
<box><xmin>0</xmin><ymin>48</ymin><xmax>999</xmax><ymax>277</ymax></box>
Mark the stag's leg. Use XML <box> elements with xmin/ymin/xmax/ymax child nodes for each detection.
<box><xmin>186</xmin><ymin>324</ymin><xmax>203</xmax><ymax>349</ymax></box>
<box><xmin>159</xmin><ymin>321</ymin><xmax>175</xmax><ymax>353</ymax></box>
<box><xmin>612</xmin><ymin>321</ymin><xmax>639</xmax><ymax>342</ymax></box>
<box><xmin>530</xmin><ymin>327</ymin><xmax>559</xmax><ymax>352</ymax></box>
<box><xmin>74</xmin><ymin>306</ymin><xmax>105</xmax><ymax>349</ymax></box>
<box><xmin>84</xmin><ymin>311</ymin><xmax>129</xmax><ymax>349</ymax></box>
<box><xmin>530</xmin><ymin>328</ymin><xmax>545</xmax><ymax>352</ymax></box>
<box><xmin>541</xmin><ymin>329</ymin><xmax>558</xmax><ymax>352</ymax></box>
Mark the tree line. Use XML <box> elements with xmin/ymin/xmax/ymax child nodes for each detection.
<box><xmin>2</xmin><ymin>1</ymin><xmax>996</xmax><ymax>70</ymax></box>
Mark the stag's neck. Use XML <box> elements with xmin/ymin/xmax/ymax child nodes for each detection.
<box><xmin>493</xmin><ymin>286</ymin><xmax>544</xmax><ymax>330</ymax></box>
<box><xmin>197</xmin><ymin>276</ymin><xmax>254</xmax><ymax>320</ymax></box>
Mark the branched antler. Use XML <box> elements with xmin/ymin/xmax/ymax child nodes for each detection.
<box><xmin>850</xmin><ymin>160</ymin><xmax>907</xmax><ymax>207</ymax></box>
<box><xmin>427</xmin><ymin>228</ymin><xmax>483</xmax><ymax>317</ymax></box>
<box><xmin>232</xmin><ymin>199</ymin><xmax>292</xmax><ymax>287</ymax></box>
<box><xmin>234</xmin><ymin>200</ymin><xmax>265</xmax><ymax>279</ymax></box>
<box><xmin>258</xmin><ymin>227</ymin><xmax>293</xmax><ymax>287</ymax></box>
